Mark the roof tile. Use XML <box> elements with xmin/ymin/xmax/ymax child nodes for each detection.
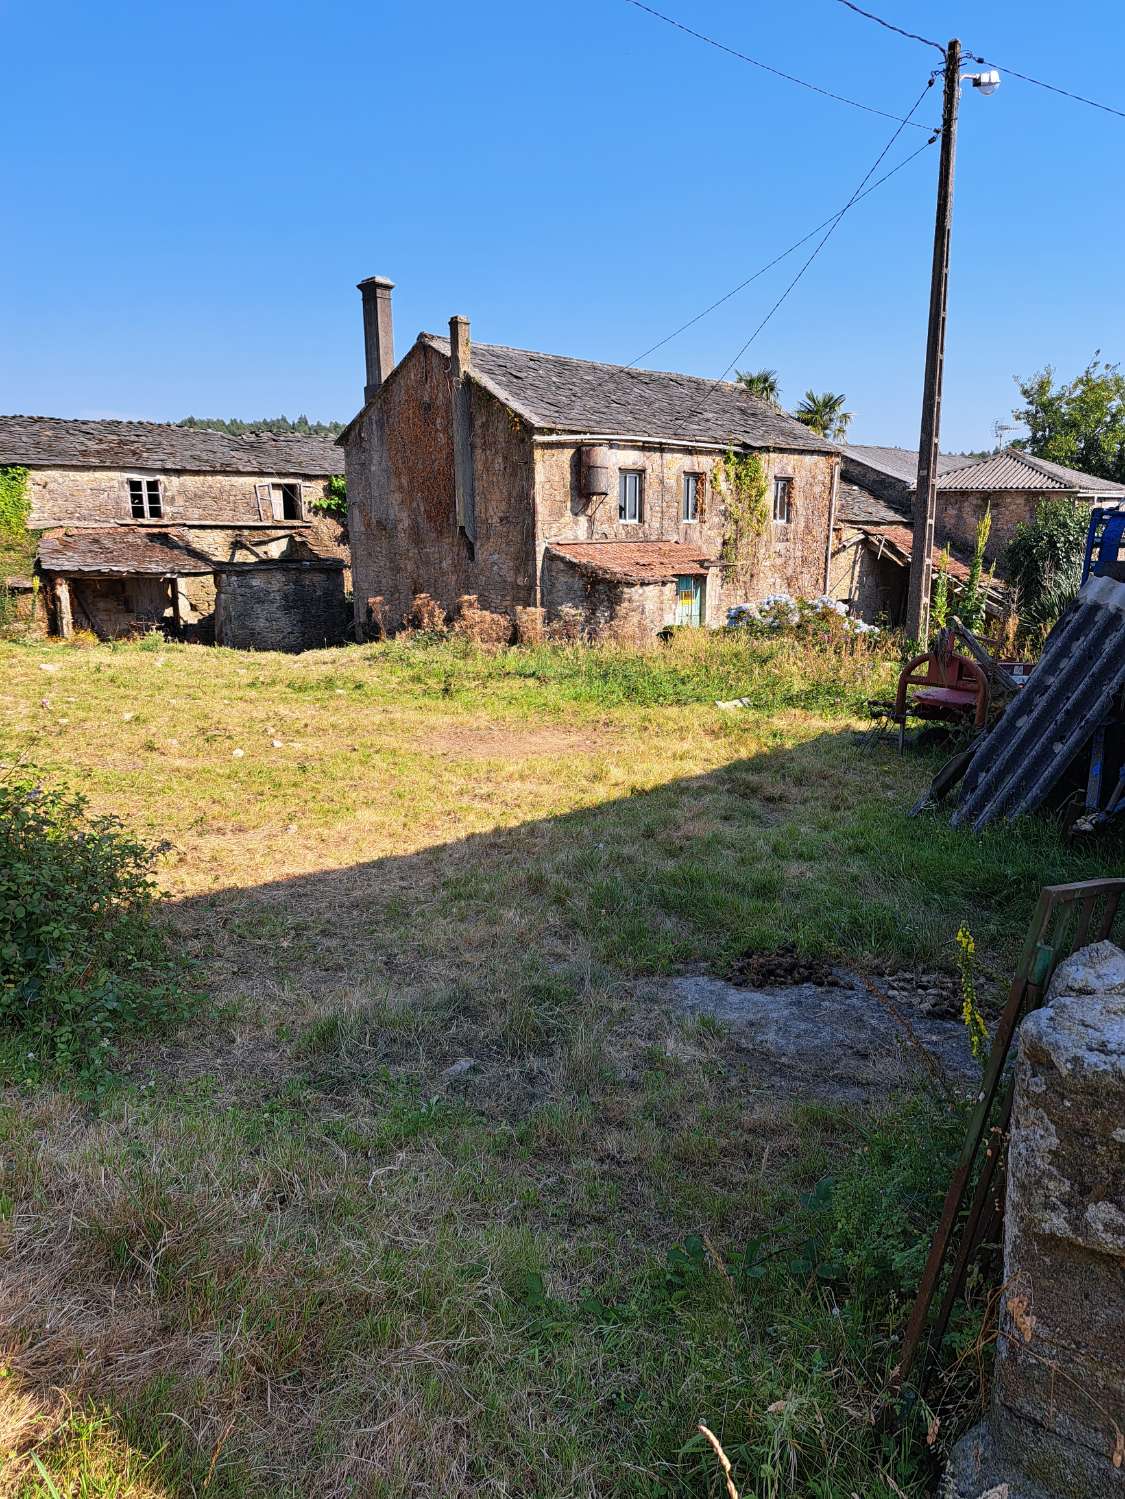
<box><xmin>0</xmin><ymin>416</ymin><xmax>341</xmax><ymax>476</ymax></box>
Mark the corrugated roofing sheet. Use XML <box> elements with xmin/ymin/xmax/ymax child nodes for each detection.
<box><xmin>952</xmin><ymin>573</ymin><xmax>1125</xmax><ymax>829</ymax></box>
<box><xmin>938</xmin><ymin>448</ymin><xmax>1125</xmax><ymax>495</ymax></box>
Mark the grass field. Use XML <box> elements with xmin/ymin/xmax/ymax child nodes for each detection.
<box><xmin>1</xmin><ymin>630</ymin><xmax>1118</xmax><ymax>1497</ymax></box>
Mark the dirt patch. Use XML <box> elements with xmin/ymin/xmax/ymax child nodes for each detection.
<box><xmin>726</xmin><ymin>943</ymin><xmax>845</xmax><ymax>988</ymax></box>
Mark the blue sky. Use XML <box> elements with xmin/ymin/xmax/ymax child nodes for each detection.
<box><xmin>3</xmin><ymin>0</ymin><xmax>1122</xmax><ymax>449</ymax></box>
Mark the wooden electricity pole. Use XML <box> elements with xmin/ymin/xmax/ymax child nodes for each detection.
<box><xmin>905</xmin><ymin>39</ymin><xmax>961</xmax><ymax>646</ymax></box>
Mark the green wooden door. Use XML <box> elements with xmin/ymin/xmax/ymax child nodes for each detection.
<box><xmin>675</xmin><ymin>575</ymin><xmax>704</xmax><ymax>627</ymax></box>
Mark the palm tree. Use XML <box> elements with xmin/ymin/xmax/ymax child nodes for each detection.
<box><xmin>736</xmin><ymin>369</ymin><xmax>781</xmax><ymax>407</ymax></box>
<box><xmin>794</xmin><ymin>390</ymin><xmax>854</xmax><ymax>441</ymax></box>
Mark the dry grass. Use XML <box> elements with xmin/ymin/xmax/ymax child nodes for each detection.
<box><xmin>0</xmin><ymin>632</ymin><xmax>1116</xmax><ymax>1497</ymax></box>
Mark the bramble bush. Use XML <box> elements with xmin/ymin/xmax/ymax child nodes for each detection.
<box><xmin>0</xmin><ymin>776</ymin><xmax>188</xmax><ymax>1081</ymax></box>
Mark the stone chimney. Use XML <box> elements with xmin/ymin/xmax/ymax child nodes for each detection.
<box><xmin>449</xmin><ymin>315</ymin><xmax>476</xmax><ymax>551</ymax></box>
<box><xmin>358</xmin><ymin>276</ymin><xmax>395</xmax><ymax>401</ymax></box>
<box><xmin>449</xmin><ymin>314</ymin><xmax>471</xmax><ymax>379</ymax></box>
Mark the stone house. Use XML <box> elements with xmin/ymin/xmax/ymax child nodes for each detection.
<box><xmin>0</xmin><ymin>416</ymin><xmax>350</xmax><ymax>649</ymax></box>
<box><xmin>831</xmin><ymin>443</ymin><xmax>1125</xmax><ymax>625</ymax></box>
<box><xmin>341</xmin><ymin>278</ymin><xmax>840</xmax><ymax>637</ymax></box>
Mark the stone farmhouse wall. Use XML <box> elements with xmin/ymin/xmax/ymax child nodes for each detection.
<box><xmin>938</xmin><ymin>488</ymin><xmax>1094</xmax><ymax>562</ymax></box>
<box><xmin>215</xmin><ymin>565</ymin><xmax>347</xmax><ymax>652</ymax></box>
<box><xmin>347</xmin><ymin>340</ymin><xmax>537</xmax><ymax>630</ymax></box>
<box><xmin>535</xmin><ymin>443</ymin><xmax>838</xmax><ymax>629</ymax></box>
<box><xmin>26</xmin><ymin>467</ymin><xmax>336</xmax><ymax>528</ymax></box>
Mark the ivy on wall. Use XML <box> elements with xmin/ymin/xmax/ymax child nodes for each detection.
<box><xmin>309</xmin><ymin>474</ymin><xmax>347</xmax><ymax>522</ymax></box>
<box><xmin>713</xmin><ymin>449</ymin><xmax>769</xmax><ymax>588</ymax></box>
<box><xmin>0</xmin><ymin>466</ymin><xmax>35</xmax><ymax>575</ymax></box>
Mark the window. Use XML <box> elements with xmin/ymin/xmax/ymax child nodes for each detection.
<box><xmin>618</xmin><ymin>470</ymin><xmax>643</xmax><ymax>523</ymax></box>
<box><xmin>128</xmin><ymin>477</ymin><xmax>163</xmax><ymax>519</ymax></box>
<box><xmin>272</xmin><ymin>483</ymin><xmax>303</xmax><ymax>521</ymax></box>
<box><xmin>772</xmin><ymin>476</ymin><xmax>794</xmax><ymax>525</ymax></box>
<box><xmin>682</xmin><ymin>473</ymin><xmax>700</xmax><ymax>523</ymax></box>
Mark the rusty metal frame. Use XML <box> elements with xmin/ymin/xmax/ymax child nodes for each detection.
<box><xmin>895</xmin><ymin>877</ymin><xmax>1125</xmax><ymax>1397</ymax></box>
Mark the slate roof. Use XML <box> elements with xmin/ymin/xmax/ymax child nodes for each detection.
<box><xmin>0</xmin><ymin>415</ymin><xmax>341</xmax><ymax>476</ymax></box>
<box><xmin>835</xmin><ymin>478</ymin><xmax>909</xmax><ymax>526</ymax></box>
<box><xmin>410</xmin><ymin>336</ymin><xmax>837</xmax><ymax>453</ymax></box>
<box><xmin>938</xmin><ymin>447</ymin><xmax>1125</xmax><ymax>495</ymax></box>
<box><xmin>546</xmin><ymin>541</ymin><xmax>717</xmax><ymax>583</ymax></box>
<box><xmin>842</xmin><ymin>445</ymin><xmax>971</xmax><ymax>486</ymax></box>
<box><xmin>38</xmin><ymin>526</ymin><xmax>344</xmax><ymax>575</ymax></box>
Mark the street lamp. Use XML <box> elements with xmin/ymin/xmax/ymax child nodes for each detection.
<box><xmin>965</xmin><ymin>67</ymin><xmax>1001</xmax><ymax>96</ymax></box>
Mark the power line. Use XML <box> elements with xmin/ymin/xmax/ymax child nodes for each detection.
<box><xmin>831</xmin><ymin>0</ymin><xmax>1125</xmax><ymax>121</ymax></box>
<box><xmin>967</xmin><ymin>52</ymin><xmax>1125</xmax><ymax>121</ymax></box>
<box><xmin>624</xmin><ymin>0</ymin><xmax>935</xmax><ymax>129</ymax></box>
<box><xmin>600</xmin><ymin>136</ymin><xmax>936</xmax><ymax>381</ymax></box>
<box><xmin>832</xmin><ymin>1</ymin><xmax>945</xmax><ymax>54</ymax></box>
<box><xmin>678</xmin><ymin>78</ymin><xmax>936</xmax><ymax>424</ymax></box>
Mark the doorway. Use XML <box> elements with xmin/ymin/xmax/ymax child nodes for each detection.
<box><xmin>674</xmin><ymin>574</ymin><xmax>704</xmax><ymax>627</ymax></box>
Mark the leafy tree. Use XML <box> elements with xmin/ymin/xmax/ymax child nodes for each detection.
<box><xmin>736</xmin><ymin>369</ymin><xmax>781</xmax><ymax>406</ymax></box>
<box><xmin>794</xmin><ymin>390</ymin><xmax>853</xmax><ymax>441</ymax></box>
<box><xmin>1004</xmin><ymin>497</ymin><xmax>1089</xmax><ymax>637</ymax></box>
<box><xmin>178</xmin><ymin>414</ymin><xmax>344</xmax><ymax>439</ymax></box>
<box><xmin>1011</xmin><ymin>357</ymin><xmax>1125</xmax><ymax>482</ymax></box>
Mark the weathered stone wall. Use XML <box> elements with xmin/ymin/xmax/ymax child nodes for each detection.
<box><xmin>950</xmin><ymin>939</ymin><xmax>1125</xmax><ymax>1499</ymax></box>
<box><xmin>346</xmin><ymin>341</ymin><xmax>537</xmax><ymax>632</ymax></box>
<box><xmin>26</xmin><ymin>467</ymin><xmax>336</xmax><ymax>529</ymax></box>
<box><xmin>937</xmin><ymin>490</ymin><xmax>1095</xmax><ymax>563</ymax></box>
<box><xmin>828</xmin><ymin>526</ymin><xmax>908</xmax><ymax>624</ymax></box>
<box><xmin>534</xmin><ymin>443</ymin><xmax>837</xmax><ymax>629</ymax></box>
<box><xmin>215</xmin><ymin>565</ymin><xmax>347</xmax><ymax>652</ymax></box>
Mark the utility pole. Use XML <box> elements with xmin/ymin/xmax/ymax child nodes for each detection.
<box><xmin>905</xmin><ymin>38</ymin><xmax>961</xmax><ymax>646</ymax></box>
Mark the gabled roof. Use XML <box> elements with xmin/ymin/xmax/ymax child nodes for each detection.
<box><xmin>0</xmin><ymin>415</ymin><xmax>342</xmax><ymax>477</ymax></box>
<box><xmin>403</xmin><ymin>336</ymin><xmax>837</xmax><ymax>453</ymax></box>
<box><xmin>937</xmin><ymin>447</ymin><xmax>1125</xmax><ymax>496</ymax></box>
<box><xmin>842</xmin><ymin>445</ymin><xmax>970</xmax><ymax>486</ymax></box>
<box><xmin>546</xmin><ymin>540</ymin><xmax>716</xmax><ymax>583</ymax></box>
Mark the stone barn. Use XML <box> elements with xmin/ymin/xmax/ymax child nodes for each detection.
<box><xmin>0</xmin><ymin>415</ymin><xmax>350</xmax><ymax>649</ymax></box>
<box><xmin>830</xmin><ymin>443</ymin><xmax>1125</xmax><ymax>625</ymax></box>
<box><xmin>341</xmin><ymin>277</ymin><xmax>841</xmax><ymax>637</ymax></box>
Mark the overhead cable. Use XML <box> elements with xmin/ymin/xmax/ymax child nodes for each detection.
<box><xmin>678</xmin><ymin>77</ymin><xmax>936</xmax><ymax>422</ymax></box>
<box><xmin>599</xmin><ymin>135</ymin><xmax>937</xmax><ymax>382</ymax></box>
<box><xmin>624</xmin><ymin>0</ymin><xmax>935</xmax><ymax>128</ymax></box>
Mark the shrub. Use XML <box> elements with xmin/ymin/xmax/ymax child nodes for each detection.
<box><xmin>1004</xmin><ymin>497</ymin><xmax>1088</xmax><ymax>638</ymax></box>
<box><xmin>727</xmin><ymin>591</ymin><xmax>881</xmax><ymax>643</ymax></box>
<box><xmin>404</xmin><ymin>592</ymin><xmax>448</xmax><ymax>633</ymax></box>
<box><xmin>451</xmin><ymin>594</ymin><xmax>511</xmax><ymax>646</ymax></box>
<box><xmin>0</xmin><ymin>776</ymin><xmax>187</xmax><ymax>1080</ymax></box>
<box><xmin>513</xmin><ymin>606</ymin><xmax>545</xmax><ymax>645</ymax></box>
<box><xmin>309</xmin><ymin>474</ymin><xmax>347</xmax><ymax>521</ymax></box>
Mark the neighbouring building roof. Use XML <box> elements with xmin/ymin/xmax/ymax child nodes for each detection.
<box><xmin>546</xmin><ymin>540</ymin><xmax>717</xmax><ymax>583</ymax></box>
<box><xmin>835</xmin><ymin>478</ymin><xmax>910</xmax><ymax>527</ymax></box>
<box><xmin>843</xmin><ymin>443</ymin><xmax>1125</xmax><ymax>498</ymax></box>
<box><xmin>843</xmin><ymin>446</ymin><xmax>968</xmax><ymax>486</ymax></box>
<box><xmin>0</xmin><ymin>415</ymin><xmax>342</xmax><ymax>477</ymax></box>
<box><xmin>858</xmin><ymin>525</ymin><xmax>975</xmax><ymax>585</ymax></box>
<box><xmin>411</xmin><ymin>336</ymin><xmax>837</xmax><ymax>453</ymax></box>
<box><xmin>38</xmin><ymin>526</ymin><xmax>344</xmax><ymax>576</ymax></box>
<box><xmin>937</xmin><ymin>448</ymin><xmax>1125</xmax><ymax>496</ymax></box>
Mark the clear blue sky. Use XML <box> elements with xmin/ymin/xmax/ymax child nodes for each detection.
<box><xmin>3</xmin><ymin>0</ymin><xmax>1122</xmax><ymax>450</ymax></box>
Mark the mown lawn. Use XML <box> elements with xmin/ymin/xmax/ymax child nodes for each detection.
<box><xmin>0</xmin><ymin>631</ymin><xmax>1118</xmax><ymax>1498</ymax></box>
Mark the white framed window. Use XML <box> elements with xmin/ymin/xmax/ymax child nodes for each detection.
<box><xmin>772</xmin><ymin>476</ymin><xmax>794</xmax><ymax>525</ymax></box>
<box><xmin>127</xmin><ymin>477</ymin><xmax>163</xmax><ymax>519</ymax></box>
<box><xmin>682</xmin><ymin>473</ymin><xmax>700</xmax><ymax>523</ymax></box>
<box><xmin>618</xmin><ymin>470</ymin><xmax>643</xmax><ymax>523</ymax></box>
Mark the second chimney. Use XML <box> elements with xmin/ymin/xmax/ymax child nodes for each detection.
<box><xmin>358</xmin><ymin>276</ymin><xmax>395</xmax><ymax>401</ymax></box>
